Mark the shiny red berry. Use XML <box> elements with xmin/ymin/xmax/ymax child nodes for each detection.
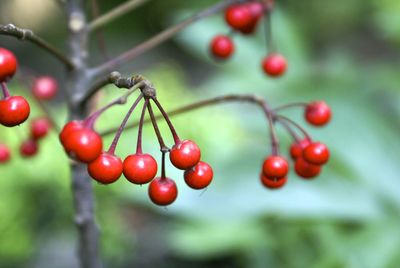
<box><xmin>123</xmin><ymin>153</ymin><xmax>158</xmax><ymax>184</ymax></box>
<box><xmin>260</xmin><ymin>174</ymin><xmax>287</xmax><ymax>189</ymax></box>
<box><xmin>262</xmin><ymin>53</ymin><xmax>287</xmax><ymax>77</ymax></box>
<box><xmin>31</xmin><ymin>117</ymin><xmax>51</xmax><ymax>140</ymax></box>
<box><xmin>210</xmin><ymin>35</ymin><xmax>234</xmax><ymax>59</ymax></box>
<box><xmin>240</xmin><ymin>2</ymin><xmax>265</xmax><ymax>34</ymax></box>
<box><xmin>305</xmin><ymin>101</ymin><xmax>331</xmax><ymax>126</ymax></box>
<box><xmin>225</xmin><ymin>4</ymin><xmax>252</xmax><ymax>31</ymax></box>
<box><xmin>59</xmin><ymin>120</ymin><xmax>83</xmax><ymax>146</ymax></box>
<box><xmin>88</xmin><ymin>152</ymin><xmax>123</xmax><ymax>184</ymax></box>
<box><xmin>289</xmin><ymin>138</ymin><xmax>311</xmax><ymax>160</ymax></box>
<box><xmin>0</xmin><ymin>144</ymin><xmax>11</xmax><ymax>163</ymax></box>
<box><xmin>184</xmin><ymin>161</ymin><xmax>214</xmax><ymax>190</ymax></box>
<box><xmin>20</xmin><ymin>139</ymin><xmax>38</xmax><ymax>157</ymax></box>
<box><xmin>303</xmin><ymin>142</ymin><xmax>329</xmax><ymax>165</ymax></box>
<box><xmin>63</xmin><ymin>128</ymin><xmax>102</xmax><ymax>163</ymax></box>
<box><xmin>0</xmin><ymin>96</ymin><xmax>30</xmax><ymax>127</ymax></box>
<box><xmin>148</xmin><ymin>177</ymin><xmax>178</xmax><ymax>206</ymax></box>
<box><xmin>170</xmin><ymin>140</ymin><xmax>201</xmax><ymax>170</ymax></box>
<box><xmin>294</xmin><ymin>157</ymin><xmax>321</xmax><ymax>179</ymax></box>
<box><xmin>32</xmin><ymin>76</ymin><xmax>58</xmax><ymax>100</ymax></box>
<box><xmin>0</xmin><ymin>48</ymin><xmax>17</xmax><ymax>82</ymax></box>
<box><xmin>262</xmin><ymin>155</ymin><xmax>289</xmax><ymax>179</ymax></box>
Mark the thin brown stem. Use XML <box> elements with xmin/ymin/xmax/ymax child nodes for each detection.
<box><xmin>87</xmin><ymin>0</ymin><xmax>150</xmax><ymax>32</ymax></box>
<box><xmin>1</xmin><ymin>82</ymin><xmax>11</xmax><ymax>98</ymax></box>
<box><xmin>275</xmin><ymin>115</ymin><xmax>311</xmax><ymax>140</ymax></box>
<box><xmin>107</xmin><ymin>94</ymin><xmax>143</xmax><ymax>155</ymax></box>
<box><xmin>272</xmin><ymin>102</ymin><xmax>308</xmax><ymax>112</ymax></box>
<box><xmin>147</xmin><ymin>101</ymin><xmax>168</xmax><ymax>151</ymax></box>
<box><xmin>92</xmin><ymin>0</ymin><xmax>244</xmax><ymax>76</ymax></box>
<box><xmin>0</xmin><ymin>24</ymin><xmax>75</xmax><ymax>70</ymax></box>
<box><xmin>136</xmin><ymin>98</ymin><xmax>149</xmax><ymax>154</ymax></box>
<box><xmin>151</xmin><ymin>97</ymin><xmax>180</xmax><ymax>144</ymax></box>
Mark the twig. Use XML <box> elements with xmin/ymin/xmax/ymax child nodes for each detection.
<box><xmin>82</xmin><ymin>72</ymin><xmax>142</xmax><ymax>104</ymax></box>
<box><xmin>91</xmin><ymin>0</ymin><xmax>244</xmax><ymax>76</ymax></box>
<box><xmin>0</xmin><ymin>24</ymin><xmax>75</xmax><ymax>70</ymax></box>
<box><xmin>100</xmin><ymin>94</ymin><xmax>275</xmax><ymax>137</ymax></box>
<box><xmin>87</xmin><ymin>0</ymin><xmax>150</xmax><ymax>32</ymax></box>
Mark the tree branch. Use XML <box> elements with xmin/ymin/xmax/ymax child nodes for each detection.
<box><xmin>100</xmin><ymin>93</ymin><xmax>274</xmax><ymax>137</ymax></box>
<box><xmin>82</xmin><ymin>72</ymin><xmax>149</xmax><ymax>104</ymax></box>
<box><xmin>87</xmin><ymin>0</ymin><xmax>150</xmax><ymax>32</ymax></box>
<box><xmin>91</xmin><ymin>0</ymin><xmax>244</xmax><ymax>76</ymax></box>
<box><xmin>0</xmin><ymin>24</ymin><xmax>75</xmax><ymax>70</ymax></box>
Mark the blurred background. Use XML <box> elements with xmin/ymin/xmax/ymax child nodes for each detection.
<box><xmin>1</xmin><ymin>0</ymin><xmax>400</xmax><ymax>267</ymax></box>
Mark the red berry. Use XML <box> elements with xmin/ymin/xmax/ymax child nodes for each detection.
<box><xmin>303</xmin><ymin>142</ymin><xmax>329</xmax><ymax>165</ymax></box>
<box><xmin>262</xmin><ymin>155</ymin><xmax>289</xmax><ymax>179</ymax></box>
<box><xmin>305</xmin><ymin>101</ymin><xmax>331</xmax><ymax>126</ymax></box>
<box><xmin>260</xmin><ymin>174</ymin><xmax>287</xmax><ymax>189</ymax></box>
<box><xmin>262</xmin><ymin>53</ymin><xmax>287</xmax><ymax>77</ymax></box>
<box><xmin>148</xmin><ymin>177</ymin><xmax>178</xmax><ymax>206</ymax></box>
<box><xmin>184</xmin><ymin>161</ymin><xmax>214</xmax><ymax>190</ymax></box>
<box><xmin>239</xmin><ymin>2</ymin><xmax>265</xmax><ymax>34</ymax></box>
<box><xmin>63</xmin><ymin>128</ymin><xmax>102</xmax><ymax>163</ymax></box>
<box><xmin>88</xmin><ymin>152</ymin><xmax>123</xmax><ymax>184</ymax></box>
<box><xmin>289</xmin><ymin>138</ymin><xmax>311</xmax><ymax>160</ymax></box>
<box><xmin>20</xmin><ymin>139</ymin><xmax>38</xmax><ymax>157</ymax></box>
<box><xmin>59</xmin><ymin>120</ymin><xmax>83</xmax><ymax>146</ymax></box>
<box><xmin>210</xmin><ymin>35</ymin><xmax>234</xmax><ymax>59</ymax></box>
<box><xmin>123</xmin><ymin>153</ymin><xmax>158</xmax><ymax>184</ymax></box>
<box><xmin>0</xmin><ymin>96</ymin><xmax>30</xmax><ymax>127</ymax></box>
<box><xmin>0</xmin><ymin>144</ymin><xmax>11</xmax><ymax>163</ymax></box>
<box><xmin>225</xmin><ymin>4</ymin><xmax>253</xmax><ymax>31</ymax></box>
<box><xmin>32</xmin><ymin>76</ymin><xmax>58</xmax><ymax>100</ymax></box>
<box><xmin>294</xmin><ymin>157</ymin><xmax>321</xmax><ymax>179</ymax></box>
<box><xmin>170</xmin><ymin>140</ymin><xmax>201</xmax><ymax>170</ymax></box>
<box><xmin>31</xmin><ymin>117</ymin><xmax>51</xmax><ymax>140</ymax></box>
<box><xmin>0</xmin><ymin>48</ymin><xmax>17</xmax><ymax>82</ymax></box>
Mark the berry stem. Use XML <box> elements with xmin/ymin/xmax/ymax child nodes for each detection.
<box><xmin>277</xmin><ymin>119</ymin><xmax>301</xmax><ymax>143</ymax></box>
<box><xmin>147</xmin><ymin>101</ymin><xmax>169</xmax><ymax>151</ymax></box>
<box><xmin>135</xmin><ymin>98</ymin><xmax>149</xmax><ymax>154</ymax></box>
<box><xmin>161</xmin><ymin>150</ymin><xmax>166</xmax><ymax>180</ymax></box>
<box><xmin>151</xmin><ymin>97</ymin><xmax>180</xmax><ymax>144</ymax></box>
<box><xmin>107</xmin><ymin>94</ymin><xmax>143</xmax><ymax>155</ymax></box>
<box><xmin>275</xmin><ymin>115</ymin><xmax>311</xmax><ymax>141</ymax></box>
<box><xmin>1</xmin><ymin>82</ymin><xmax>11</xmax><ymax>98</ymax></box>
<box><xmin>272</xmin><ymin>102</ymin><xmax>308</xmax><ymax>112</ymax></box>
<box><xmin>264</xmin><ymin>12</ymin><xmax>275</xmax><ymax>53</ymax></box>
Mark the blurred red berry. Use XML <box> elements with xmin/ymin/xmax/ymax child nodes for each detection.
<box><xmin>289</xmin><ymin>138</ymin><xmax>311</xmax><ymax>160</ymax></box>
<box><xmin>32</xmin><ymin>76</ymin><xmax>58</xmax><ymax>100</ymax></box>
<box><xmin>294</xmin><ymin>157</ymin><xmax>321</xmax><ymax>179</ymax></box>
<box><xmin>31</xmin><ymin>117</ymin><xmax>51</xmax><ymax>140</ymax></box>
<box><xmin>20</xmin><ymin>139</ymin><xmax>38</xmax><ymax>157</ymax></box>
<box><xmin>303</xmin><ymin>142</ymin><xmax>330</xmax><ymax>165</ymax></box>
<box><xmin>262</xmin><ymin>53</ymin><xmax>287</xmax><ymax>77</ymax></box>
<box><xmin>210</xmin><ymin>35</ymin><xmax>234</xmax><ymax>59</ymax></box>
<box><xmin>305</xmin><ymin>101</ymin><xmax>331</xmax><ymax>126</ymax></box>
<box><xmin>0</xmin><ymin>144</ymin><xmax>11</xmax><ymax>163</ymax></box>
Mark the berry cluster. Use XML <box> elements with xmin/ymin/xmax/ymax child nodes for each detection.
<box><xmin>260</xmin><ymin>101</ymin><xmax>331</xmax><ymax>189</ymax></box>
<box><xmin>209</xmin><ymin>0</ymin><xmax>287</xmax><ymax>77</ymax></box>
<box><xmin>59</xmin><ymin>85</ymin><xmax>213</xmax><ymax>206</ymax></box>
<box><xmin>0</xmin><ymin>48</ymin><xmax>30</xmax><ymax>127</ymax></box>
<box><xmin>0</xmin><ymin>47</ymin><xmax>58</xmax><ymax>160</ymax></box>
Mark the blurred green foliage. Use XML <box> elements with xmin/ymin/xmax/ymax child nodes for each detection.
<box><xmin>1</xmin><ymin>0</ymin><xmax>400</xmax><ymax>267</ymax></box>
